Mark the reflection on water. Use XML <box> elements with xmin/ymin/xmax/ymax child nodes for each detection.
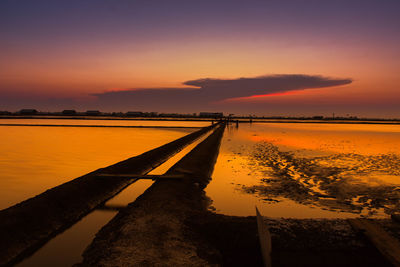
<box><xmin>17</xmin><ymin>179</ymin><xmax>155</xmax><ymax>267</ymax></box>
<box><xmin>245</xmin><ymin>142</ymin><xmax>400</xmax><ymax>216</ymax></box>
<box><xmin>0</xmin><ymin>118</ymin><xmax>209</xmax><ymax>127</ymax></box>
<box><xmin>17</xmin><ymin>210</ymin><xmax>116</xmax><ymax>267</ymax></box>
<box><xmin>0</xmin><ymin>120</ymin><xmax>196</xmax><ymax>210</ymax></box>
<box><xmin>206</xmin><ymin>123</ymin><xmax>400</xmax><ymax>218</ymax></box>
<box><xmin>14</xmin><ymin>122</ymin><xmax>212</xmax><ymax>267</ymax></box>
<box><xmin>4</xmin><ymin>120</ymin><xmax>400</xmax><ymax>265</ymax></box>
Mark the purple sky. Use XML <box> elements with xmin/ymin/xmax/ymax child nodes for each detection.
<box><xmin>1</xmin><ymin>0</ymin><xmax>400</xmax><ymax>117</ymax></box>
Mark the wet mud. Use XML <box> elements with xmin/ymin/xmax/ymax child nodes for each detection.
<box><xmin>3</xmin><ymin>122</ymin><xmax>400</xmax><ymax>266</ymax></box>
<box><xmin>188</xmin><ymin>213</ymin><xmax>399</xmax><ymax>267</ymax></box>
<box><xmin>76</xmin><ymin>124</ymin><xmax>400</xmax><ymax>266</ymax></box>
<box><xmin>241</xmin><ymin>142</ymin><xmax>400</xmax><ymax>216</ymax></box>
<box><xmin>77</xmin><ymin>124</ymin><xmax>226</xmax><ymax>266</ymax></box>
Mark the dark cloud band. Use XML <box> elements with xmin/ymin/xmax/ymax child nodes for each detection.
<box><xmin>0</xmin><ymin>74</ymin><xmax>352</xmax><ymax>112</ymax></box>
<box><xmin>183</xmin><ymin>74</ymin><xmax>352</xmax><ymax>100</ymax></box>
<box><xmin>92</xmin><ymin>74</ymin><xmax>352</xmax><ymax>109</ymax></box>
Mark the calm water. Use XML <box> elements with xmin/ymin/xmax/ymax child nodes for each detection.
<box><xmin>0</xmin><ymin>118</ymin><xmax>210</xmax><ymax>127</ymax></box>
<box><xmin>206</xmin><ymin>123</ymin><xmax>400</xmax><ymax>218</ymax></box>
<box><xmin>0</xmin><ymin>119</ymin><xmax>206</xmax><ymax>210</ymax></box>
<box><xmin>1</xmin><ymin>119</ymin><xmax>210</xmax><ymax>267</ymax></box>
<box><xmin>2</xmin><ymin>120</ymin><xmax>399</xmax><ymax>215</ymax></box>
<box><xmin>3</xmin><ymin>120</ymin><xmax>400</xmax><ymax>266</ymax></box>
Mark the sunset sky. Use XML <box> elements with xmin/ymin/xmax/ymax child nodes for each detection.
<box><xmin>1</xmin><ymin>0</ymin><xmax>399</xmax><ymax>117</ymax></box>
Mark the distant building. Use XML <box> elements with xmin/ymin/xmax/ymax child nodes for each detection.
<box><xmin>86</xmin><ymin>110</ymin><xmax>101</xmax><ymax>116</ymax></box>
<box><xmin>312</xmin><ymin>116</ymin><xmax>324</xmax><ymax>120</ymax></box>
<box><xmin>19</xmin><ymin>109</ymin><xmax>38</xmax><ymax>115</ymax></box>
<box><xmin>159</xmin><ymin>113</ymin><xmax>180</xmax><ymax>118</ymax></box>
<box><xmin>62</xmin><ymin>109</ymin><xmax>77</xmax><ymax>115</ymax></box>
<box><xmin>126</xmin><ymin>111</ymin><xmax>143</xmax><ymax>117</ymax></box>
<box><xmin>148</xmin><ymin>112</ymin><xmax>158</xmax><ymax>117</ymax></box>
<box><xmin>199</xmin><ymin>112</ymin><xmax>223</xmax><ymax>118</ymax></box>
<box><xmin>112</xmin><ymin>112</ymin><xmax>124</xmax><ymax>117</ymax></box>
<box><xmin>0</xmin><ymin>111</ymin><xmax>11</xmax><ymax>115</ymax></box>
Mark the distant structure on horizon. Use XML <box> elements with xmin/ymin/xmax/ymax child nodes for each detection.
<box><xmin>19</xmin><ymin>109</ymin><xmax>38</xmax><ymax>115</ymax></box>
<box><xmin>199</xmin><ymin>112</ymin><xmax>223</xmax><ymax>118</ymax></box>
<box><xmin>62</xmin><ymin>109</ymin><xmax>77</xmax><ymax>115</ymax></box>
<box><xmin>126</xmin><ymin>111</ymin><xmax>144</xmax><ymax>117</ymax></box>
<box><xmin>86</xmin><ymin>110</ymin><xmax>101</xmax><ymax>116</ymax></box>
<box><xmin>0</xmin><ymin>109</ymin><xmax>380</xmax><ymax>121</ymax></box>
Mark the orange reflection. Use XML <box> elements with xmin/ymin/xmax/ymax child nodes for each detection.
<box><xmin>206</xmin><ymin>123</ymin><xmax>400</xmax><ymax>218</ymax></box>
<box><xmin>245</xmin><ymin>123</ymin><xmax>400</xmax><ymax>155</ymax></box>
<box><xmin>0</xmin><ymin>121</ymin><xmax>194</xmax><ymax>209</ymax></box>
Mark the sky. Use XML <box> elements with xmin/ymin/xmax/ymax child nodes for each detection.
<box><xmin>1</xmin><ymin>0</ymin><xmax>400</xmax><ymax>117</ymax></box>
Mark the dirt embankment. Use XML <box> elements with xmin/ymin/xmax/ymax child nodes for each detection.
<box><xmin>0</xmin><ymin>124</ymin><xmax>216</xmax><ymax>266</ymax></box>
<box><xmin>77</xmin><ymin>124</ymin><xmax>226</xmax><ymax>266</ymax></box>
<box><xmin>187</xmin><ymin>213</ymin><xmax>399</xmax><ymax>267</ymax></box>
<box><xmin>77</xmin><ymin>122</ymin><xmax>400</xmax><ymax>266</ymax></box>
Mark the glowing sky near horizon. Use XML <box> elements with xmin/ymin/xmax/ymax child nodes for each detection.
<box><xmin>1</xmin><ymin>0</ymin><xmax>400</xmax><ymax>117</ymax></box>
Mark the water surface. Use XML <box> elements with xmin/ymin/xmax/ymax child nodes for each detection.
<box><xmin>8</xmin><ymin>119</ymin><xmax>211</xmax><ymax>267</ymax></box>
<box><xmin>206</xmin><ymin>123</ymin><xmax>400</xmax><ymax>218</ymax></box>
<box><xmin>4</xmin><ymin>120</ymin><xmax>400</xmax><ymax>266</ymax></box>
<box><xmin>0</xmin><ymin>118</ymin><xmax>209</xmax><ymax>127</ymax></box>
<box><xmin>0</xmin><ymin>119</ymin><xmax>203</xmax><ymax>209</ymax></box>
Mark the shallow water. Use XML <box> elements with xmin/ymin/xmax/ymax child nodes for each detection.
<box><xmin>9</xmin><ymin>120</ymin><xmax>211</xmax><ymax>267</ymax></box>
<box><xmin>0</xmin><ymin>118</ymin><xmax>209</xmax><ymax>127</ymax></box>
<box><xmin>206</xmin><ymin>123</ymin><xmax>400</xmax><ymax>218</ymax></box>
<box><xmin>4</xmin><ymin>120</ymin><xmax>400</xmax><ymax>266</ymax></box>
<box><xmin>0</xmin><ymin>119</ymin><xmax>204</xmax><ymax>210</ymax></box>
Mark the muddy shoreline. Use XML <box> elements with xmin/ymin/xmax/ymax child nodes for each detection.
<box><xmin>79</xmin><ymin>200</ymin><xmax>400</xmax><ymax>266</ymax></box>
<box><xmin>0</xmin><ymin>124</ymin><xmax>216</xmax><ymax>266</ymax></box>
<box><xmin>2</xmin><ymin>121</ymin><xmax>400</xmax><ymax>266</ymax></box>
<box><xmin>77</xmin><ymin>124</ymin><xmax>226</xmax><ymax>266</ymax></box>
<box><xmin>185</xmin><ymin>213</ymin><xmax>398</xmax><ymax>266</ymax></box>
<box><xmin>78</xmin><ymin>210</ymin><xmax>400</xmax><ymax>266</ymax></box>
<box><xmin>76</xmin><ymin>123</ymin><xmax>400</xmax><ymax>266</ymax></box>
